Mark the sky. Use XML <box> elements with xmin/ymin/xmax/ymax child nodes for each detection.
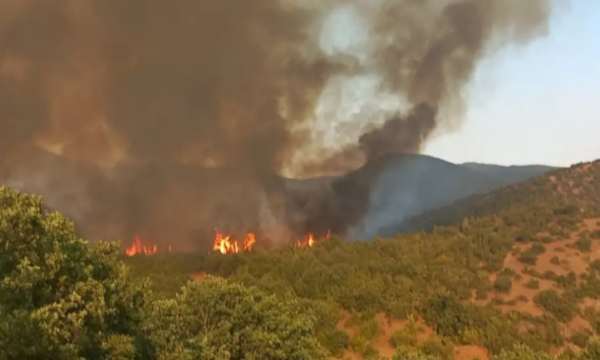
<box><xmin>424</xmin><ymin>0</ymin><xmax>600</xmax><ymax>167</ymax></box>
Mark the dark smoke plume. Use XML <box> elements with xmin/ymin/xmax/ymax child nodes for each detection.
<box><xmin>0</xmin><ymin>0</ymin><xmax>558</xmax><ymax>249</ymax></box>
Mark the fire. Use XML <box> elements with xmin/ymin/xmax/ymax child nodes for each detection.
<box><xmin>296</xmin><ymin>233</ymin><xmax>315</xmax><ymax>247</ymax></box>
<box><xmin>212</xmin><ymin>230</ymin><xmax>256</xmax><ymax>255</ymax></box>
<box><xmin>124</xmin><ymin>235</ymin><xmax>163</xmax><ymax>256</ymax></box>
<box><xmin>212</xmin><ymin>229</ymin><xmax>330</xmax><ymax>255</ymax></box>
<box><xmin>244</xmin><ymin>233</ymin><xmax>256</xmax><ymax>251</ymax></box>
<box><xmin>297</xmin><ymin>230</ymin><xmax>331</xmax><ymax>248</ymax></box>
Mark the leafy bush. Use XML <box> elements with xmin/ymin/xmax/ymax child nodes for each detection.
<box><xmin>533</xmin><ymin>290</ymin><xmax>577</xmax><ymax>322</ymax></box>
<box><xmin>577</xmin><ymin>237</ymin><xmax>593</xmax><ymax>252</ymax></box>
<box><xmin>519</xmin><ymin>251</ymin><xmax>538</xmax><ymax>265</ymax></box>
<box><xmin>570</xmin><ymin>332</ymin><xmax>590</xmax><ymax>348</ymax></box>
<box><xmin>530</xmin><ymin>243</ymin><xmax>547</xmax><ymax>255</ymax></box>
<box><xmin>494</xmin><ymin>276</ymin><xmax>513</xmax><ymax>294</ymax></box>
<box><xmin>525</xmin><ymin>279</ymin><xmax>540</xmax><ymax>289</ymax></box>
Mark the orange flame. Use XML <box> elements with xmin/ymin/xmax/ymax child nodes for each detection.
<box><xmin>296</xmin><ymin>230</ymin><xmax>330</xmax><ymax>248</ymax></box>
<box><xmin>212</xmin><ymin>229</ymin><xmax>255</xmax><ymax>254</ymax></box>
<box><xmin>244</xmin><ymin>233</ymin><xmax>256</xmax><ymax>251</ymax></box>
<box><xmin>212</xmin><ymin>229</ymin><xmax>330</xmax><ymax>254</ymax></box>
<box><xmin>296</xmin><ymin>232</ymin><xmax>315</xmax><ymax>247</ymax></box>
<box><xmin>125</xmin><ymin>235</ymin><xmax>159</xmax><ymax>256</ymax></box>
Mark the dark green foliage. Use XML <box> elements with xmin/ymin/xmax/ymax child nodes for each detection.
<box><xmin>530</xmin><ymin>243</ymin><xmax>547</xmax><ymax>255</ymax></box>
<box><xmin>494</xmin><ymin>276</ymin><xmax>513</xmax><ymax>293</ymax></box>
<box><xmin>519</xmin><ymin>251</ymin><xmax>539</xmax><ymax>265</ymax></box>
<box><xmin>540</xmin><ymin>236</ymin><xmax>555</xmax><ymax>244</ymax></box>
<box><xmin>0</xmin><ymin>186</ymin><xmax>149</xmax><ymax>360</ymax></box>
<box><xmin>550</xmin><ymin>256</ymin><xmax>560</xmax><ymax>265</ymax></box>
<box><xmin>570</xmin><ymin>332</ymin><xmax>590</xmax><ymax>348</ymax></box>
<box><xmin>590</xmin><ymin>260</ymin><xmax>600</xmax><ymax>272</ymax></box>
<box><xmin>142</xmin><ymin>277</ymin><xmax>327</xmax><ymax>360</ymax></box>
<box><xmin>125</xmin><ymin>254</ymin><xmax>199</xmax><ymax>299</ymax></box>
<box><xmin>524</xmin><ymin>268</ymin><xmax>543</xmax><ymax>278</ymax></box>
<box><xmin>533</xmin><ymin>290</ymin><xmax>577</xmax><ymax>322</ymax></box>
<box><xmin>419</xmin><ymin>335</ymin><xmax>454</xmax><ymax>360</ymax></box>
<box><xmin>576</xmin><ymin>236</ymin><xmax>593</xmax><ymax>252</ymax></box>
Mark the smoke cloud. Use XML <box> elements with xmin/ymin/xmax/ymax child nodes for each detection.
<box><xmin>0</xmin><ymin>0</ymin><xmax>558</xmax><ymax>249</ymax></box>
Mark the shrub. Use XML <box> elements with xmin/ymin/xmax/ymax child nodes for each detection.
<box><xmin>519</xmin><ymin>251</ymin><xmax>538</xmax><ymax>265</ymax></box>
<box><xmin>525</xmin><ymin>279</ymin><xmax>540</xmax><ymax>289</ymax></box>
<box><xmin>516</xmin><ymin>295</ymin><xmax>528</xmax><ymax>302</ymax></box>
<box><xmin>534</xmin><ymin>290</ymin><xmax>577</xmax><ymax>322</ymax></box>
<box><xmin>577</xmin><ymin>237</ymin><xmax>593</xmax><ymax>252</ymax></box>
<box><xmin>540</xmin><ymin>236</ymin><xmax>555</xmax><ymax>244</ymax></box>
<box><xmin>530</xmin><ymin>243</ymin><xmax>546</xmax><ymax>255</ymax></box>
<box><xmin>570</xmin><ymin>332</ymin><xmax>590</xmax><ymax>348</ymax></box>
<box><xmin>494</xmin><ymin>276</ymin><xmax>513</xmax><ymax>294</ymax></box>
<box><xmin>590</xmin><ymin>260</ymin><xmax>600</xmax><ymax>272</ymax></box>
<box><xmin>419</xmin><ymin>335</ymin><xmax>454</xmax><ymax>360</ymax></box>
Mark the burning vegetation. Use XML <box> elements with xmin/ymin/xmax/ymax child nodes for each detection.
<box><xmin>125</xmin><ymin>235</ymin><xmax>170</xmax><ymax>257</ymax></box>
<box><xmin>211</xmin><ymin>229</ymin><xmax>331</xmax><ymax>255</ymax></box>
<box><xmin>212</xmin><ymin>230</ymin><xmax>256</xmax><ymax>255</ymax></box>
<box><xmin>125</xmin><ymin>229</ymin><xmax>330</xmax><ymax>256</ymax></box>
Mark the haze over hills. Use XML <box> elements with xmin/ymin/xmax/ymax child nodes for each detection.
<box><xmin>0</xmin><ymin>147</ymin><xmax>556</xmax><ymax>246</ymax></box>
<box><xmin>462</xmin><ymin>162</ymin><xmax>559</xmax><ymax>184</ymax></box>
<box><xmin>333</xmin><ymin>153</ymin><xmax>557</xmax><ymax>240</ymax></box>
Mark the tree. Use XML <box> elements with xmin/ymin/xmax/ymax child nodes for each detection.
<box><xmin>0</xmin><ymin>186</ymin><xmax>148</xmax><ymax>360</ymax></box>
<box><xmin>141</xmin><ymin>276</ymin><xmax>328</xmax><ymax>360</ymax></box>
<box><xmin>578</xmin><ymin>336</ymin><xmax>600</xmax><ymax>360</ymax></box>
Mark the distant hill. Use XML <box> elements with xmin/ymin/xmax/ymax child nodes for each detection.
<box><xmin>462</xmin><ymin>162</ymin><xmax>559</xmax><ymax>184</ymax></box>
<box><xmin>344</xmin><ymin>153</ymin><xmax>556</xmax><ymax>240</ymax></box>
<box><xmin>396</xmin><ymin>160</ymin><xmax>600</xmax><ymax>234</ymax></box>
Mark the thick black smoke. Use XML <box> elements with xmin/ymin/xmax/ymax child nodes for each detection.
<box><xmin>0</xmin><ymin>0</ymin><xmax>558</xmax><ymax>249</ymax></box>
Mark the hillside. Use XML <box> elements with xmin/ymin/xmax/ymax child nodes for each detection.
<box><xmin>462</xmin><ymin>163</ymin><xmax>559</xmax><ymax>184</ymax></box>
<box><xmin>2</xmin><ymin>159</ymin><xmax>600</xmax><ymax>359</ymax></box>
<box><xmin>122</xmin><ymin>159</ymin><xmax>600</xmax><ymax>359</ymax></box>
<box><xmin>398</xmin><ymin>160</ymin><xmax>600</xmax><ymax>233</ymax></box>
<box><xmin>329</xmin><ymin>153</ymin><xmax>554</xmax><ymax>240</ymax></box>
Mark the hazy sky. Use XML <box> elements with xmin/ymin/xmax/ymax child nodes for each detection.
<box><xmin>424</xmin><ymin>0</ymin><xmax>599</xmax><ymax>167</ymax></box>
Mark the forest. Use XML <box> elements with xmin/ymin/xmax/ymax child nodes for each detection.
<box><xmin>0</xmin><ymin>160</ymin><xmax>599</xmax><ymax>360</ymax></box>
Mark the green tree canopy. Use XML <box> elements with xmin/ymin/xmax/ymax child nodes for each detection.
<box><xmin>142</xmin><ymin>276</ymin><xmax>328</xmax><ymax>360</ymax></box>
<box><xmin>0</xmin><ymin>186</ymin><xmax>149</xmax><ymax>360</ymax></box>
